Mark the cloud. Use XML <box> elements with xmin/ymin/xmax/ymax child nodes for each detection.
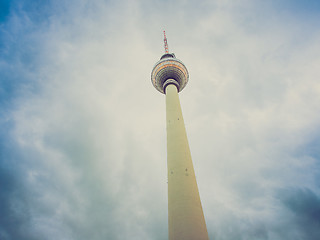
<box><xmin>277</xmin><ymin>187</ymin><xmax>320</xmax><ymax>240</ymax></box>
<box><xmin>0</xmin><ymin>0</ymin><xmax>320</xmax><ymax>239</ymax></box>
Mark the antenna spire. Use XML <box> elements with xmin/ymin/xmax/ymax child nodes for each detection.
<box><xmin>163</xmin><ymin>31</ymin><xmax>169</xmax><ymax>54</ymax></box>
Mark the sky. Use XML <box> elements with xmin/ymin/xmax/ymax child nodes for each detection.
<box><xmin>1</xmin><ymin>0</ymin><xmax>320</xmax><ymax>239</ymax></box>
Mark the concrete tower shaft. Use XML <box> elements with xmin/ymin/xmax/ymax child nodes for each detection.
<box><xmin>166</xmin><ymin>84</ymin><xmax>209</xmax><ymax>240</ymax></box>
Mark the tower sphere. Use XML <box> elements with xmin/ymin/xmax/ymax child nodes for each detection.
<box><xmin>151</xmin><ymin>53</ymin><xmax>189</xmax><ymax>94</ymax></box>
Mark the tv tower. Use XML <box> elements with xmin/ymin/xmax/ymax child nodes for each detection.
<box><xmin>151</xmin><ymin>31</ymin><xmax>209</xmax><ymax>240</ymax></box>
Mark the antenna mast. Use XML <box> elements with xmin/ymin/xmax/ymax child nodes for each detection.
<box><xmin>163</xmin><ymin>31</ymin><xmax>169</xmax><ymax>54</ymax></box>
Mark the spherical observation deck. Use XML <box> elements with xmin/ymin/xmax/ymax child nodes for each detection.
<box><xmin>151</xmin><ymin>53</ymin><xmax>189</xmax><ymax>94</ymax></box>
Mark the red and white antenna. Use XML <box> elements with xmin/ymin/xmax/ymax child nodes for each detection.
<box><xmin>163</xmin><ymin>30</ymin><xmax>169</xmax><ymax>54</ymax></box>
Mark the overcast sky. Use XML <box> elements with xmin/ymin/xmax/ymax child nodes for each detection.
<box><xmin>1</xmin><ymin>0</ymin><xmax>320</xmax><ymax>239</ymax></box>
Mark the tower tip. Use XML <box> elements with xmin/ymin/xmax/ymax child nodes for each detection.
<box><xmin>163</xmin><ymin>30</ymin><xmax>169</xmax><ymax>54</ymax></box>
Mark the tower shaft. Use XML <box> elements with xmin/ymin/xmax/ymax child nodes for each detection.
<box><xmin>166</xmin><ymin>84</ymin><xmax>209</xmax><ymax>240</ymax></box>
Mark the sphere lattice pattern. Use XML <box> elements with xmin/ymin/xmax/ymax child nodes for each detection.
<box><xmin>151</xmin><ymin>54</ymin><xmax>189</xmax><ymax>94</ymax></box>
